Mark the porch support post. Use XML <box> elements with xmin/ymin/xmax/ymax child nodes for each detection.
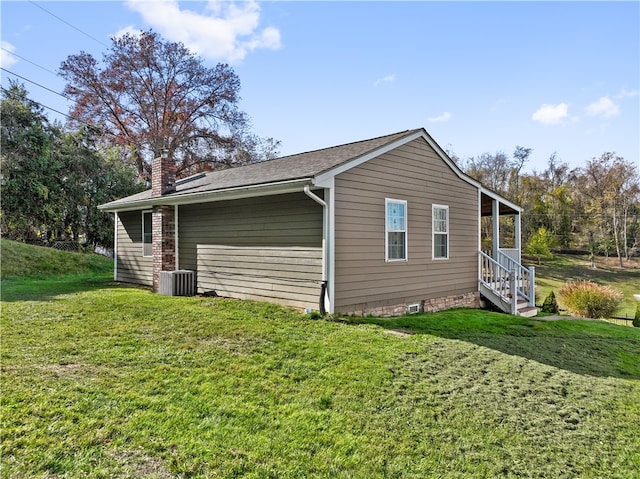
<box><xmin>509</xmin><ymin>271</ymin><xmax>518</xmax><ymax>315</ymax></box>
<box><xmin>492</xmin><ymin>199</ymin><xmax>500</xmax><ymax>259</ymax></box>
<box><xmin>529</xmin><ymin>266</ymin><xmax>536</xmax><ymax>308</ymax></box>
<box><xmin>514</xmin><ymin>213</ymin><xmax>521</xmax><ymax>263</ymax></box>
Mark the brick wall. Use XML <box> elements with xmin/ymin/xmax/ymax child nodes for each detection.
<box><xmin>151</xmin><ymin>154</ymin><xmax>176</xmax><ymax>197</ymax></box>
<box><xmin>152</xmin><ymin>205</ymin><xmax>175</xmax><ymax>292</ymax></box>
<box><xmin>151</xmin><ymin>152</ymin><xmax>177</xmax><ymax>292</ymax></box>
<box><xmin>347</xmin><ymin>292</ymin><xmax>481</xmax><ymax>317</ymax></box>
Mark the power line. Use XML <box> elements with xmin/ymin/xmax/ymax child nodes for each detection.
<box><xmin>0</xmin><ymin>47</ymin><xmax>60</xmax><ymax>78</ymax></box>
<box><xmin>1</xmin><ymin>67</ymin><xmax>69</xmax><ymax>101</ymax></box>
<box><xmin>0</xmin><ymin>85</ymin><xmax>114</xmax><ymax>138</ymax></box>
<box><xmin>1</xmin><ymin>85</ymin><xmax>90</xmax><ymax>128</ymax></box>
<box><xmin>29</xmin><ymin>1</ymin><xmax>109</xmax><ymax>48</ymax></box>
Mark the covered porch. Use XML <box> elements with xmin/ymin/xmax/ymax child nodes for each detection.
<box><xmin>479</xmin><ymin>190</ymin><xmax>537</xmax><ymax>317</ymax></box>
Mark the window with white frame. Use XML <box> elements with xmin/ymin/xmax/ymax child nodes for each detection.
<box><xmin>432</xmin><ymin>204</ymin><xmax>449</xmax><ymax>259</ymax></box>
<box><xmin>142</xmin><ymin>211</ymin><xmax>152</xmax><ymax>257</ymax></box>
<box><xmin>385</xmin><ymin>199</ymin><xmax>407</xmax><ymax>261</ymax></box>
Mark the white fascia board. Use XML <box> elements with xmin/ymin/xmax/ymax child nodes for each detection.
<box><xmin>99</xmin><ymin>178</ymin><xmax>312</xmax><ymax>212</ymax></box>
<box><xmin>312</xmin><ymin>128</ymin><xmax>521</xmax><ymax>214</ymax></box>
<box><xmin>313</xmin><ymin>130</ymin><xmax>424</xmax><ymax>186</ymax></box>
<box><xmin>313</xmin><ymin>129</ymin><xmax>483</xmax><ymax>191</ymax></box>
<box><xmin>480</xmin><ymin>187</ymin><xmax>523</xmax><ymax>213</ymax></box>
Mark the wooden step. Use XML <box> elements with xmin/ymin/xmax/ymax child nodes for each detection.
<box><xmin>518</xmin><ymin>306</ymin><xmax>538</xmax><ymax>318</ymax></box>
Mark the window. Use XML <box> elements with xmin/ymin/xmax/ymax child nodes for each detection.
<box><xmin>432</xmin><ymin>205</ymin><xmax>449</xmax><ymax>259</ymax></box>
<box><xmin>142</xmin><ymin>211</ymin><xmax>152</xmax><ymax>257</ymax></box>
<box><xmin>385</xmin><ymin>199</ymin><xmax>407</xmax><ymax>261</ymax></box>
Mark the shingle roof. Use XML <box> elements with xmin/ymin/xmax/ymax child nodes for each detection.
<box><xmin>100</xmin><ymin>128</ymin><xmax>422</xmax><ymax>209</ymax></box>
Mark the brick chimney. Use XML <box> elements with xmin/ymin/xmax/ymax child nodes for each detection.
<box><xmin>151</xmin><ymin>149</ymin><xmax>177</xmax><ymax>292</ymax></box>
<box><xmin>151</xmin><ymin>149</ymin><xmax>176</xmax><ymax>197</ymax></box>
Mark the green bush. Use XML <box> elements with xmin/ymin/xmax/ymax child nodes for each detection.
<box><xmin>634</xmin><ymin>303</ymin><xmax>640</xmax><ymax>328</ymax></box>
<box><xmin>558</xmin><ymin>280</ymin><xmax>623</xmax><ymax>319</ymax></box>
<box><xmin>541</xmin><ymin>291</ymin><xmax>559</xmax><ymax>314</ymax></box>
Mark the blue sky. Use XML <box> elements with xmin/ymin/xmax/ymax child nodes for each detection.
<box><xmin>1</xmin><ymin>1</ymin><xmax>638</xmax><ymax>173</ymax></box>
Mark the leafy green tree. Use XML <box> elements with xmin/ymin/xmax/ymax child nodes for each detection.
<box><xmin>1</xmin><ymin>83</ymin><xmax>143</xmax><ymax>248</ymax></box>
<box><xmin>525</xmin><ymin>226</ymin><xmax>555</xmax><ymax>264</ymax></box>
<box><xmin>50</xmin><ymin>127</ymin><xmax>143</xmax><ymax>248</ymax></box>
<box><xmin>1</xmin><ymin>81</ymin><xmax>61</xmax><ymax>241</ymax></box>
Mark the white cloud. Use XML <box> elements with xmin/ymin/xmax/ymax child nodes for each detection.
<box><xmin>427</xmin><ymin>112</ymin><xmax>452</xmax><ymax>123</ymax></box>
<box><xmin>586</xmin><ymin>96</ymin><xmax>619</xmax><ymax>118</ymax></box>
<box><xmin>125</xmin><ymin>0</ymin><xmax>281</xmax><ymax>62</ymax></box>
<box><xmin>111</xmin><ymin>25</ymin><xmax>142</xmax><ymax>39</ymax></box>
<box><xmin>373</xmin><ymin>74</ymin><xmax>395</xmax><ymax>87</ymax></box>
<box><xmin>532</xmin><ymin>103</ymin><xmax>569</xmax><ymax>125</ymax></box>
<box><xmin>614</xmin><ymin>88</ymin><xmax>639</xmax><ymax>99</ymax></box>
<box><xmin>0</xmin><ymin>41</ymin><xmax>18</xmax><ymax>68</ymax></box>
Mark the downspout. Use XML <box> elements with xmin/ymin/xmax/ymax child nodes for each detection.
<box><xmin>174</xmin><ymin>204</ymin><xmax>179</xmax><ymax>270</ymax></box>
<box><xmin>113</xmin><ymin>212</ymin><xmax>119</xmax><ymax>281</ymax></box>
<box><xmin>304</xmin><ymin>185</ymin><xmax>329</xmax><ymax>315</ymax></box>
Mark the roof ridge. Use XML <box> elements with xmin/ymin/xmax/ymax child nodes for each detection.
<box><xmin>276</xmin><ymin>128</ymin><xmax>421</xmax><ymax>161</ymax></box>
<box><xmin>190</xmin><ymin>128</ymin><xmax>423</xmax><ymax>181</ymax></box>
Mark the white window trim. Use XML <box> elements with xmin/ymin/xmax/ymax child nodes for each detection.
<box><xmin>432</xmin><ymin>204</ymin><xmax>449</xmax><ymax>260</ymax></box>
<box><xmin>142</xmin><ymin>210</ymin><xmax>153</xmax><ymax>257</ymax></box>
<box><xmin>385</xmin><ymin>198</ymin><xmax>408</xmax><ymax>262</ymax></box>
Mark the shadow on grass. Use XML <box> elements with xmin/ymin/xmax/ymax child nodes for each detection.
<box><xmin>347</xmin><ymin>309</ymin><xmax>640</xmax><ymax>380</ymax></box>
<box><xmin>536</xmin><ymin>258</ymin><xmax>639</xmax><ymax>286</ymax></box>
<box><xmin>1</xmin><ymin>274</ymin><xmax>117</xmax><ymax>302</ymax></box>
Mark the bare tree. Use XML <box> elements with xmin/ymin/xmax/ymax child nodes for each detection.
<box><xmin>60</xmin><ymin>30</ymin><xmax>278</xmax><ymax>180</ymax></box>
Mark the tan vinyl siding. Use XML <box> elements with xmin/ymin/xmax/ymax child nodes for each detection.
<box><xmin>116</xmin><ymin>210</ymin><xmax>153</xmax><ymax>286</ymax></box>
<box><xmin>197</xmin><ymin>245</ymin><xmax>322</xmax><ymax>310</ymax></box>
<box><xmin>334</xmin><ymin>137</ymin><xmax>479</xmax><ymax>312</ymax></box>
<box><xmin>179</xmin><ymin>192</ymin><xmax>323</xmax><ymax>310</ymax></box>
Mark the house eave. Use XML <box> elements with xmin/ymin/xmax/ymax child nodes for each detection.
<box><xmin>313</xmin><ymin>129</ymin><xmax>483</xmax><ymax>189</ymax></box>
<box><xmin>480</xmin><ymin>188</ymin><xmax>523</xmax><ymax>215</ymax></box>
<box><xmin>98</xmin><ymin>178</ymin><xmax>314</xmax><ymax>212</ymax></box>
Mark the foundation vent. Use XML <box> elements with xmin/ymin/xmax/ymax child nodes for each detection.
<box><xmin>407</xmin><ymin>303</ymin><xmax>421</xmax><ymax>314</ymax></box>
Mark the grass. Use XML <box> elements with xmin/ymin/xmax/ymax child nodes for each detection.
<box><xmin>1</xmin><ymin>239</ymin><xmax>114</xmax><ymax>303</ymax></box>
<box><xmin>2</xmin><ymin>243</ymin><xmax>640</xmax><ymax>478</ymax></box>
<box><xmin>532</xmin><ymin>253</ymin><xmax>640</xmax><ymax>319</ymax></box>
<box><xmin>0</xmin><ymin>239</ymin><xmax>113</xmax><ymax>280</ymax></box>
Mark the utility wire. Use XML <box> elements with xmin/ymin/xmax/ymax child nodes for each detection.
<box><xmin>0</xmin><ymin>84</ymin><xmax>115</xmax><ymax>138</ymax></box>
<box><xmin>29</xmin><ymin>1</ymin><xmax>109</xmax><ymax>48</ymax></box>
<box><xmin>1</xmin><ymin>85</ymin><xmax>91</xmax><ymax>129</ymax></box>
<box><xmin>0</xmin><ymin>47</ymin><xmax>60</xmax><ymax>78</ymax></box>
<box><xmin>1</xmin><ymin>67</ymin><xmax>69</xmax><ymax>101</ymax></box>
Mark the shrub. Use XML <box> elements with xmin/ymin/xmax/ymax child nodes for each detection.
<box><xmin>634</xmin><ymin>303</ymin><xmax>640</xmax><ymax>328</ymax></box>
<box><xmin>541</xmin><ymin>291</ymin><xmax>559</xmax><ymax>314</ymax></box>
<box><xmin>558</xmin><ymin>280</ymin><xmax>623</xmax><ymax>319</ymax></box>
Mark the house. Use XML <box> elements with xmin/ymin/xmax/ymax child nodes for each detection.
<box><xmin>99</xmin><ymin>128</ymin><xmax>536</xmax><ymax>317</ymax></box>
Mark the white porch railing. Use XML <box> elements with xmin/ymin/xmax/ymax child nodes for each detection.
<box><xmin>479</xmin><ymin>250</ymin><xmax>536</xmax><ymax>315</ymax></box>
<box><xmin>498</xmin><ymin>248</ymin><xmax>520</xmax><ymax>266</ymax></box>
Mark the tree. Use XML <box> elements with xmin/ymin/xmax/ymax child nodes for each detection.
<box><xmin>574</xmin><ymin>153</ymin><xmax>640</xmax><ymax>267</ymax></box>
<box><xmin>1</xmin><ymin>82</ymin><xmax>60</xmax><ymax>241</ymax></box>
<box><xmin>510</xmin><ymin>145</ymin><xmax>532</xmax><ymax>200</ymax></box>
<box><xmin>463</xmin><ymin>151</ymin><xmax>513</xmax><ymax>197</ymax></box>
<box><xmin>525</xmin><ymin>226</ymin><xmax>555</xmax><ymax>264</ymax></box>
<box><xmin>60</xmin><ymin>30</ymin><xmax>279</xmax><ymax>180</ymax></box>
<box><xmin>50</xmin><ymin>127</ymin><xmax>143</xmax><ymax>248</ymax></box>
<box><xmin>1</xmin><ymin>83</ymin><xmax>143</xmax><ymax>248</ymax></box>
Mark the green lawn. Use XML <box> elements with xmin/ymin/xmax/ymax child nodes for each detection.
<box><xmin>2</xmin><ymin>241</ymin><xmax>640</xmax><ymax>477</ymax></box>
<box><xmin>0</xmin><ymin>239</ymin><xmax>113</xmax><ymax>281</ymax></box>
<box><xmin>531</xmin><ymin>253</ymin><xmax>640</xmax><ymax>319</ymax></box>
<box><xmin>2</xmin><ymin>277</ymin><xmax>640</xmax><ymax>477</ymax></box>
